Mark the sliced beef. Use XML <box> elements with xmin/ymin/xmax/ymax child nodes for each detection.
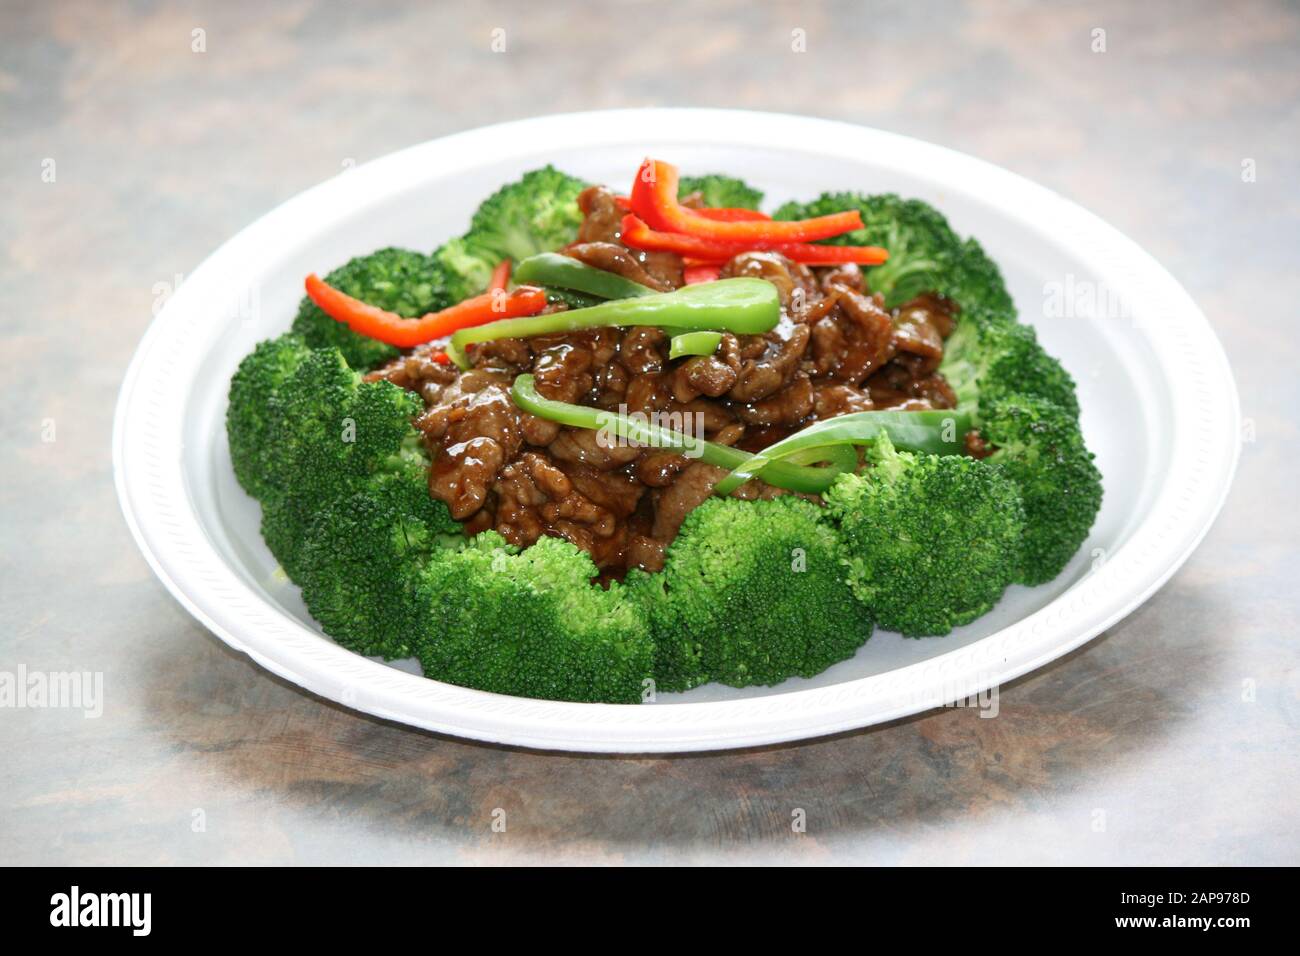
<box><xmin>428</xmin><ymin>436</ymin><xmax>506</xmax><ymax>519</ymax></box>
<box><xmin>547</xmin><ymin>426</ymin><xmax>643</xmax><ymax>471</ymax></box>
<box><xmin>727</xmin><ymin>323</ymin><xmax>810</xmax><ymax>402</ymax></box>
<box><xmin>733</xmin><ymin>372</ymin><xmax>815</xmax><ymax>426</ymax></box>
<box><xmin>671</xmin><ymin>354</ymin><xmax>737</xmax><ymax>402</ymax></box>
<box><xmin>576</xmin><ymin>185</ymin><xmax>684</xmax><ymax>288</ymax></box>
<box><xmin>814</xmin><ymin>382</ymin><xmax>874</xmax><ymax>418</ymax></box>
<box><xmin>721</xmin><ymin>251</ymin><xmax>821</xmax><ymax>313</ymax></box>
<box><xmin>651</xmin><ymin>461</ymin><xmax>727</xmax><ymax>542</ymax></box>
<box><xmin>820</xmin><ymin>263</ymin><xmax>864</xmax><ymax>294</ymax></box>
<box><xmin>365</xmin><ymin>346</ymin><xmax>460</xmax><ymax>408</ymax></box>
<box><xmin>817</xmin><ymin>288</ymin><xmax>895</xmax><ymax>385</ymax></box>
<box><xmin>619</xmin><ymin>326</ymin><xmax>668</xmax><ymax>374</ymax></box>
<box><xmin>897</xmin><ymin>292</ymin><xmax>959</xmax><ymax>338</ymax></box>
<box><xmin>891</xmin><ymin>309</ymin><xmax>946</xmax><ymax>375</ymax></box>
<box><xmin>534</xmin><ymin>341</ymin><xmax>594</xmax><ymax>403</ymax></box>
<box><xmin>568</xmin><ymin>242</ymin><xmax>675</xmax><ymax>292</ymax></box>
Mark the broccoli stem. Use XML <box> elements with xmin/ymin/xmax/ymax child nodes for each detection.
<box><xmin>448</xmin><ymin>278</ymin><xmax>779</xmax><ymax>368</ymax></box>
<box><xmin>513</xmin><ymin>252</ymin><xmax>655</xmax><ymax>300</ymax></box>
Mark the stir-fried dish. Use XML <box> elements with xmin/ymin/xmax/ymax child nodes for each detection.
<box><xmin>228</xmin><ymin>158</ymin><xmax>1101</xmax><ymax>703</ymax></box>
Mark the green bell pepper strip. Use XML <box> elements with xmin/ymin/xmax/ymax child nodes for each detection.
<box><xmin>514</xmin><ymin>252</ymin><xmax>655</xmax><ymax>300</ymax></box>
<box><xmin>669</xmin><ymin>331</ymin><xmax>724</xmax><ymax>360</ymax></box>
<box><xmin>713</xmin><ymin>409</ymin><xmax>972</xmax><ymax>495</ymax></box>
<box><xmin>448</xmin><ymin>278</ymin><xmax>780</xmax><ymax>369</ymax></box>
<box><xmin>779</xmin><ymin>442</ymin><xmax>859</xmax><ymax>474</ymax></box>
<box><xmin>510</xmin><ymin>374</ymin><xmax>849</xmax><ymax>495</ymax></box>
<box><xmin>541</xmin><ymin>286</ymin><xmax>603</xmax><ymax>310</ymax></box>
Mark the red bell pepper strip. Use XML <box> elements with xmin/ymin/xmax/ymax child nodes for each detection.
<box><xmin>691</xmin><ymin>207</ymin><xmax>773</xmax><ymax>222</ymax></box>
<box><xmin>304</xmin><ymin>273</ymin><xmax>548</xmax><ymax>349</ymax></box>
<box><xmin>620</xmin><ymin>215</ymin><xmax>889</xmax><ymax>266</ymax></box>
<box><xmin>629</xmin><ymin>159</ymin><xmax>861</xmax><ymax>242</ymax></box>
<box><xmin>488</xmin><ymin>258</ymin><xmax>511</xmax><ymax>292</ymax></box>
<box><xmin>683</xmin><ymin>263</ymin><xmax>724</xmax><ymax>284</ymax></box>
<box><xmin>613</xmin><ymin>194</ymin><xmax>771</xmax><ymax>221</ymax></box>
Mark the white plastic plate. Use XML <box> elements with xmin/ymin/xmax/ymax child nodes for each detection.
<box><xmin>114</xmin><ymin>110</ymin><xmax>1239</xmax><ymax>752</ymax></box>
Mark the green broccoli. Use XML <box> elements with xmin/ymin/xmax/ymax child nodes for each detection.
<box><xmin>227</xmin><ymin>333</ymin><xmax>430</xmax><ymax>579</ymax></box>
<box><xmin>941</xmin><ymin>318</ymin><xmax>1080</xmax><ymax>416</ymax></box>
<box><xmin>978</xmin><ymin>395</ymin><xmax>1103</xmax><ymax>586</ymax></box>
<box><xmin>426</xmin><ymin>235</ymin><xmax>497</xmax><ymax>308</ymax></box>
<box><xmin>227</xmin><ymin>333</ymin><xmax>311</xmax><ymax>500</ymax></box>
<box><xmin>639</xmin><ymin>496</ymin><xmax>871</xmax><ymax>691</ymax></box>
<box><xmin>459</xmin><ymin>165</ymin><xmax>588</xmax><ymax>266</ymax></box>
<box><xmin>678</xmin><ymin>174</ymin><xmax>764</xmax><ymax>210</ymax></box>
<box><xmin>412</xmin><ymin>534</ymin><xmax>655</xmax><ymax>704</ymax></box>
<box><xmin>291</xmin><ymin>247</ymin><xmax>456</xmax><ymax>370</ymax></box>
<box><xmin>825</xmin><ymin>433</ymin><xmax>1025</xmax><ymax>637</ymax></box>
<box><xmin>297</xmin><ymin>470</ymin><xmax>462</xmax><ymax>660</ymax></box>
<box><xmin>403</xmin><ymin>165</ymin><xmax>592</xmax><ymax>316</ymax></box>
<box><xmin>773</xmin><ymin>193</ymin><xmax>1014</xmax><ymax>317</ymax></box>
<box><xmin>228</xmin><ymin>332</ymin><xmax>657</xmax><ymax>704</ymax></box>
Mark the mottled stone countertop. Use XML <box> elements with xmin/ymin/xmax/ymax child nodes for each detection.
<box><xmin>2</xmin><ymin>0</ymin><xmax>1296</xmax><ymax>864</ymax></box>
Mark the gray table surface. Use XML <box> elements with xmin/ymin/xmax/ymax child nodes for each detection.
<box><xmin>2</xmin><ymin>0</ymin><xmax>1297</xmax><ymax>865</ymax></box>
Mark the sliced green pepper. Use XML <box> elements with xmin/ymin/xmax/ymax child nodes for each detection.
<box><xmin>669</xmin><ymin>331</ymin><xmax>724</xmax><ymax>360</ymax></box>
<box><xmin>449</xmin><ymin>278</ymin><xmax>779</xmax><ymax>369</ymax></box>
<box><xmin>510</xmin><ymin>374</ymin><xmax>846</xmax><ymax>495</ymax></box>
<box><xmin>713</xmin><ymin>409</ymin><xmax>971</xmax><ymax>495</ymax></box>
<box><xmin>541</xmin><ymin>286</ymin><xmax>603</xmax><ymax>310</ymax></box>
<box><xmin>514</xmin><ymin>252</ymin><xmax>655</xmax><ymax>300</ymax></box>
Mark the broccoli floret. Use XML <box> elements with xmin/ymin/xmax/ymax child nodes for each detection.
<box><xmin>678</xmin><ymin>174</ymin><xmax>764</xmax><ymax>210</ymax></box>
<box><xmin>773</xmin><ymin>193</ymin><xmax>1013</xmax><ymax>317</ymax></box>
<box><xmin>227</xmin><ymin>333</ymin><xmax>431</xmax><ymax>579</ymax></box>
<box><xmin>291</xmin><ymin>247</ymin><xmax>457</xmax><ymax>370</ymax></box>
<box><xmin>941</xmin><ymin>319</ymin><xmax>1080</xmax><ymax>416</ymax></box>
<box><xmin>227</xmin><ymin>333</ymin><xmax>311</xmax><ymax>500</ymax></box>
<box><xmin>460</xmin><ymin>165</ymin><xmax>588</xmax><ymax>266</ymax></box>
<box><xmin>428</xmin><ymin>235</ymin><xmax>497</xmax><ymax>307</ymax></box>
<box><xmin>640</xmin><ymin>496</ymin><xmax>871</xmax><ymax>690</ymax></box>
<box><xmin>826</xmin><ymin>434</ymin><xmax>1025</xmax><ymax>637</ymax></box>
<box><xmin>297</xmin><ymin>471</ymin><xmax>462</xmax><ymax>660</ymax></box>
<box><xmin>226</xmin><ymin>332</ymin><xmax>654</xmax><ymax>704</ymax></box>
<box><xmin>415</xmin><ymin>166</ymin><xmax>590</xmax><ymax>312</ymax></box>
<box><xmin>979</xmin><ymin>394</ymin><xmax>1102</xmax><ymax>586</ymax></box>
<box><xmin>412</xmin><ymin>534</ymin><xmax>654</xmax><ymax>704</ymax></box>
